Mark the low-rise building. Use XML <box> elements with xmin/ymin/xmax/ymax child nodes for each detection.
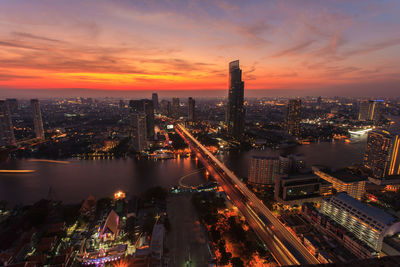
<box><xmin>274</xmin><ymin>172</ymin><xmax>332</xmax><ymax>205</ymax></box>
<box><xmin>320</xmin><ymin>193</ymin><xmax>400</xmax><ymax>251</ymax></box>
<box><xmin>313</xmin><ymin>167</ymin><xmax>366</xmax><ymax>200</ymax></box>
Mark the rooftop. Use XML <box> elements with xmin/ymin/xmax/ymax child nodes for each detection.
<box><xmin>321</xmin><ymin>168</ymin><xmax>365</xmax><ymax>183</ymax></box>
<box><xmin>333</xmin><ymin>193</ymin><xmax>396</xmax><ymax>225</ymax></box>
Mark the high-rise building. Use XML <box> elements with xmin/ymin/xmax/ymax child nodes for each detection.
<box><xmin>188</xmin><ymin>97</ymin><xmax>195</xmax><ymax>122</ymax></box>
<box><xmin>226</xmin><ymin>60</ymin><xmax>245</xmax><ymax>139</ymax></box>
<box><xmin>286</xmin><ymin>99</ymin><xmax>301</xmax><ymax>136</ymax></box>
<box><xmin>172</xmin><ymin>97</ymin><xmax>180</xmax><ymax>119</ymax></box>
<box><xmin>5</xmin><ymin>98</ymin><xmax>18</xmax><ymax>114</ymax></box>
<box><xmin>119</xmin><ymin>100</ymin><xmax>125</xmax><ymax>109</ymax></box>
<box><xmin>160</xmin><ymin>100</ymin><xmax>171</xmax><ymax>116</ymax></box>
<box><xmin>129</xmin><ymin>100</ymin><xmax>154</xmax><ymax>140</ymax></box>
<box><xmin>358</xmin><ymin>100</ymin><xmax>383</xmax><ymax>122</ymax></box>
<box><xmin>248</xmin><ymin>156</ymin><xmax>280</xmax><ymax>185</ymax></box>
<box><xmin>0</xmin><ymin>100</ymin><xmax>16</xmax><ymax>146</ymax></box>
<box><xmin>152</xmin><ymin>93</ymin><xmax>159</xmax><ymax>112</ymax></box>
<box><xmin>130</xmin><ymin>112</ymin><xmax>147</xmax><ymax>152</ymax></box>
<box><xmin>363</xmin><ymin>129</ymin><xmax>400</xmax><ymax>182</ymax></box>
<box><xmin>321</xmin><ymin>193</ymin><xmax>400</xmax><ymax>251</ymax></box>
<box><xmin>31</xmin><ymin>99</ymin><xmax>45</xmax><ymax>140</ymax></box>
<box><xmin>316</xmin><ymin>96</ymin><xmax>322</xmax><ymax>110</ymax></box>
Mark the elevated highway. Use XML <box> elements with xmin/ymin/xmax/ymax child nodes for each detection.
<box><xmin>175</xmin><ymin>123</ymin><xmax>319</xmax><ymax>266</ymax></box>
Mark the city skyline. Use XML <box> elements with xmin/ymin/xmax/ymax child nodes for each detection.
<box><xmin>0</xmin><ymin>1</ymin><xmax>400</xmax><ymax>96</ymax></box>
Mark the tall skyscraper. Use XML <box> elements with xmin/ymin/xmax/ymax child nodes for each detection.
<box><xmin>358</xmin><ymin>100</ymin><xmax>383</xmax><ymax>122</ymax></box>
<box><xmin>188</xmin><ymin>97</ymin><xmax>195</xmax><ymax>122</ymax></box>
<box><xmin>172</xmin><ymin>97</ymin><xmax>180</xmax><ymax>119</ymax></box>
<box><xmin>31</xmin><ymin>99</ymin><xmax>45</xmax><ymax>140</ymax></box>
<box><xmin>248</xmin><ymin>156</ymin><xmax>280</xmax><ymax>185</ymax></box>
<box><xmin>363</xmin><ymin>129</ymin><xmax>400</xmax><ymax>181</ymax></box>
<box><xmin>129</xmin><ymin>99</ymin><xmax>155</xmax><ymax>140</ymax></box>
<box><xmin>152</xmin><ymin>93</ymin><xmax>159</xmax><ymax>112</ymax></box>
<box><xmin>130</xmin><ymin>112</ymin><xmax>147</xmax><ymax>152</ymax></box>
<box><xmin>286</xmin><ymin>99</ymin><xmax>301</xmax><ymax>136</ymax></box>
<box><xmin>0</xmin><ymin>100</ymin><xmax>16</xmax><ymax>146</ymax></box>
<box><xmin>226</xmin><ymin>60</ymin><xmax>245</xmax><ymax>139</ymax></box>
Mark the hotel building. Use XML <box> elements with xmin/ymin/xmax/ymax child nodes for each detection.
<box><xmin>248</xmin><ymin>156</ymin><xmax>280</xmax><ymax>185</ymax></box>
<box><xmin>363</xmin><ymin>129</ymin><xmax>400</xmax><ymax>183</ymax></box>
<box><xmin>321</xmin><ymin>193</ymin><xmax>400</xmax><ymax>251</ymax></box>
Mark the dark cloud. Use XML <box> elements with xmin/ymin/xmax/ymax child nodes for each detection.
<box><xmin>272</xmin><ymin>40</ymin><xmax>314</xmax><ymax>57</ymax></box>
<box><xmin>0</xmin><ymin>73</ymin><xmax>40</xmax><ymax>81</ymax></box>
<box><xmin>0</xmin><ymin>40</ymin><xmax>41</xmax><ymax>50</ymax></box>
<box><xmin>342</xmin><ymin>38</ymin><xmax>400</xmax><ymax>57</ymax></box>
<box><xmin>11</xmin><ymin>32</ymin><xmax>64</xmax><ymax>43</ymax></box>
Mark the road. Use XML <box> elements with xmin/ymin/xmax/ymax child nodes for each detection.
<box><xmin>175</xmin><ymin>123</ymin><xmax>320</xmax><ymax>266</ymax></box>
<box><xmin>167</xmin><ymin>194</ymin><xmax>211</xmax><ymax>267</ymax></box>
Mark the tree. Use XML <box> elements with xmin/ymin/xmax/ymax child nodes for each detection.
<box><xmin>231</xmin><ymin>257</ymin><xmax>245</xmax><ymax>267</ymax></box>
<box><xmin>219</xmin><ymin>252</ymin><xmax>232</xmax><ymax>266</ymax></box>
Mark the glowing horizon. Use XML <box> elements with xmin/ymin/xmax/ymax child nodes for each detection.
<box><xmin>0</xmin><ymin>1</ymin><xmax>399</xmax><ymax>95</ymax></box>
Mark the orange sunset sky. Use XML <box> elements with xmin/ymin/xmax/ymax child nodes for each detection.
<box><xmin>0</xmin><ymin>0</ymin><xmax>399</xmax><ymax>96</ymax></box>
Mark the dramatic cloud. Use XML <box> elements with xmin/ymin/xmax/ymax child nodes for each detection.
<box><xmin>0</xmin><ymin>0</ymin><xmax>399</xmax><ymax>95</ymax></box>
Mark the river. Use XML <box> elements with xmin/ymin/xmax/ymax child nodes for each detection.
<box><xmin>0</xmin><ymin>136</ymin><xmax>367</xmax><ymax>205</ymax></box>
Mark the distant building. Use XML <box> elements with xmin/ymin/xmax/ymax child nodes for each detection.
<box><xmin>316</xmin><ymin>96</ymin><xmax>322</xmax><ymax>110</ymax></box>
<box><xmin>129</xmin><ymin>99</ymin><xmax>154</xmax><ymax>140</ymax></box>
<box><xmin>313</xmin><ymin>167</ymin><xmax>366</xmax><ymax>200</ymax></box>
<box><xmin>172</xmin><ymin>97</ymin><xmax>180</xmax><ymax>119</ymax></box>
<box><xmin>226</xmin><ymin>60</ymin><xmax>245</xmax><ymax>139</ymax></box>
<box><xmin>286</xmin><ymin>99</ymin><xmax>301</xmax><ymax>136</ymax></box>
<box><xmin>130</xmin><ymin>112</ymin><xmax>147</xmax><ymax>152</ymax></box>
<box><xmin>248</xmin><ymin>156</ymin><xmax>280</xmax><ymax>185</ymax></box>
<box><xmin>152</xmin><ymin>93</ymin><xmax>159</xmax><ymax>112</ymax></box>
<box><xmin>119</xmin><ymin>100</ymin><xmax>125</xmax><ymax>109</ymax></box>
<box><xmin>358</xmin><ymin>100</ymin><xmax>383</xmax><ymax>122</ymax></box>
<box><xmin>363</xmin><ymin>129</ymin><xmax>400</xmax><ymax>183</ymax></box>
<box><xmin>188</xmin><ymin>97</ymin><xmax>195</xmax><ymax>122</ymax></box>
<box><xmin>321</xmin><ymin>192</ymin><xmax>400</xmax><ymax>251</ymax></box>
<box><xmin>31</xmin><ymin>99</ymin><xmax>45</xmax><ymax>139</ymax></box>
<box><xmin>160</xmin><ymin>100</ymin><xmax>171</xmax><ymax>116</ymax></box>
<box><xmin>274</xmin><ymin>173</ymin><xmax>332</xmax><ymax>205</ymax></box>
<box><xmin>279</xmin><ymin>154</ymin><xmax>306</xmax><ymax>174</ymax></box>
<box><xmin>5</xmin><ymin>98</ymin><xmax>18</xmax><ymax>114</ymax></box>
<box><xmin>0</xmin><ymin>100</ymin><xmax>16</xmax><ymax>146</ymax></box>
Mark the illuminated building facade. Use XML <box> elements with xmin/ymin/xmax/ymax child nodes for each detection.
<box><xmin>358</xmin><ymin>100</ymin><xmax>383</xmax><ymax>122</ymax></box>
<box><xmin>321</xmin><ymin>193</ymin><xmax>400</xmax><ymax>251</ymax></box>
<box><xmin>172</xmin><ymin>97</ymin><xmax>180</xmax><ymax>119</ymax></box>
<box><xmin>286</xmin><ymin>99</ymin><xmax>301</xmax><ymax>136</ymax></box>
<box><xmin>313</xmin><ymin>167</ymin><xmax>366</xmax><ymax>200</ymax></box>
<box><xmin>31</xmin><ymin>99</ymin><xmax>45</xmax><ymax>139</ymax></box>
<box><xmin>0</xmin><ymin>100</ymin><xmax>16</xmax><ymax>146</ymax></box>
<box><xmin>130</xmin><ymin>112</ymin><xmax>147</xmax><ymax>152</ymax></box>
<box><xmin>226</xmin><ymin>60</ymin><xmax>245</xmax><ymax>139</ymax></box>
<box><xmin>129</xmin><ymin>99</ymin><xmax>155</xmax><ymax>140</ymax></box>
<box><xmin>188</xmin><ymin>97</ymin><xmax>195</xmax><ymax>122</ymax></box>
<box><xmin>363</xmin><ymin>129</ymin><xmax>400</xmax><ymax>182</ymax></box>
<box><xmin>248</xmin><ymin>156</ymin><xmax>280</xmax><ymax>185</ymax></box>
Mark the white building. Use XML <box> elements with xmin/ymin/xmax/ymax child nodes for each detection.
<box><xmin>321</xmin><ymin>193</ymin><xmax>400</xmax><ymax>251</ymax></box>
